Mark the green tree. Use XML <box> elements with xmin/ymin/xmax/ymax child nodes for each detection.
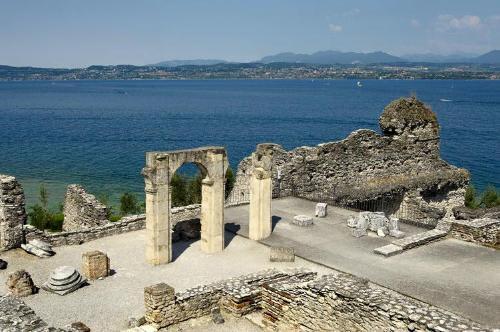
<box><xmin>171</xmin><ymin>173</ymin><xmax>189</xmax><ymax>207</ymax></box>
<box><xmin>28</xmin><ymin>184</ymin><xmax>63</xmax><ymax>232</ymax></box>
<box><xmin>464</xmin><ymin>185</ymin><xmax>477</xmax><ymax>209</ymax></box>
<box><xmin>120</xmin><ymin>192</ymin><xmax>141</xmax><ymax>215</ymax></box>
<box><xmin>187</xmin><ymin>173</ymin><xmax>202</xmax><ymax>205</ymax></box>
<box><xmin>225</xmin><ymin>166</ymin><xmax>235</xmax><ymax>198</ymax></box>
<box><xmin>480</xmin><ymin>185</ymin><xmax>499</xmax><ymax>208</ymax></box>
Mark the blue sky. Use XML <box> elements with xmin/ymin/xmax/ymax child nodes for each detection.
<box><xmin>1</xmin><ymin>0</ymin><xmax>500</xmax><ymax>67</ymax></box>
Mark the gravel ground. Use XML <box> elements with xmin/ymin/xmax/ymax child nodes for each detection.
<box><xmin>0</xmin><ymin>230</ymin><xmax>334</xmax><ymax>332</ymax></box>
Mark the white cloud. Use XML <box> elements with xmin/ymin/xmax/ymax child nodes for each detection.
<box><xmin>329</xmin><ymin>24</ymin><xmax>343</xmax><ymax>33</ymax></box>
<box><xmin>436</xmin><ymin>14</ymin><xmax>482</xmax><ymax>31</ymax></box>
<box><xmin>410</xmin><ymin>19</ymin><xmax>420</xmax><ymax>28</ymax></box>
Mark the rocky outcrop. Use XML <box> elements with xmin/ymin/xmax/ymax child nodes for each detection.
<box><xmin>230</xmin><ymin>97</ymin><xmax>469</xmax><ymax>227</ymax></box>
<box><xmin>63</xmin><ymin>184</ymin><xmax>108</xmax><ymax>231</ymax></box>
<box><xmin>0</xmin><ymin>175</ymin><xmax>27</xmax><ymax>251</ymax></box>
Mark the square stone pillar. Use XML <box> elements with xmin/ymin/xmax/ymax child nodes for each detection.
<box><xmin>82</xmin><ymin>250</ymin><xmax>110</xmax><ymax>280</ymax></box>
<box><xmin>144</xmin><ymin>283</ymin><xmax>176</xmax><ymax>327</ymax></box>
<box><xmin>249</xmin><ymin>144</ymin><xmax>275</xmax><ymax>241</ymax></box>
<box><xmin>143</xmin><ymin>154</ymin><xmax>172</xmax><ymax>266</ymax></box>
<box><xmin>200</xmin><ymin>153</ymin><xmax>225</xmax><ymax>253</ymax></box>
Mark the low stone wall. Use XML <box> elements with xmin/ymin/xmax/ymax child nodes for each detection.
<box><xmin>0</xmin><ymin>175</ymin><xmax>27</xmax><ymax>251</ymax></box>
<box><xmin>449</xmin><ymin>218</ymin><xmax>499</xmax><ymax>247</ymax></box>
<box><xmin>24</xmin><ymin>204</ymin><xmax>201</xmax><ymax>247</ymax></box>
<box><xmin>144</xmin><ymin>268</ymin><xmax>490</xmax><ymax>331</ymax></box>
<box><xmin>144</xmin><ymin>269</ymin><xmax>315</xmax><ymax>329</ymax></box>
<box><xmin>261</xmin><ymin>273</ymin><xmax>491</xmax><ymax>332</ymax></box>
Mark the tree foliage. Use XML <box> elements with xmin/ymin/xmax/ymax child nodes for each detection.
<box><xmin>120</xmin><ymin>192</ymin><xmax>142</xmax><ymax>215</ymax></box>
<box><xmin>28</xmin><ymin>184</ymin><xmax>63</xmax><ymax>231</ymax></box>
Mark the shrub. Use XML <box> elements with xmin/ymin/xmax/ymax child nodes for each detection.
<box><xmin>28</xmin><ymin>185</ymin><xmax>64</xmax><ymax>232</ymax></box>
<box><xmin>120</xmin><ymin>192</ymin><xmax>141</xmax><ymax>215</ymax></box>
<box><xmin>171</xmin><ymin>173</ymin><xmax>189</xmax><ymax>207</ymax></box>
<box><xmin>225</xmin><ymin>167</ymin><xmax>235</xmax><ymax>198</ymax></box>
<box><xmin>480</xmin><ymin>185</ymin><xmax>499</xmax><ymax>208</ymax></box>
<box><xmin>464</xmin><ymin>185</ymin><xmax>478</xmax><ymax>209</ymax></box>
<box><xmin>109</xmin><ymin>215</ymin><xmax>122</xmax><ymax>222</ymax></box>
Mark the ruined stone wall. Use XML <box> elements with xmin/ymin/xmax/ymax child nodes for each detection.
<box><xmin>62</xmin><ymin>184</ymin><xmax>108</xmax><ymax>231</ymax></box>
<box><xmin>0</xmin><ymin>175</ymin><xmax>26</xmax><ymax>251</ymax></box>
<box><xmin>230</xmin><ymin>97</ymin><xmax>469</xmax><ymax>226</ymax></box>
<box><xmin>448</xmin><ymin>218</ymin><xmax>499</xmax><ymax>248</ymax></box>
<box><xmin>261</xmin><ymin>273</ymin><xmax>490</xmax><ymax>332</ymax></box>
<box><xmin>144</xmin><ymin>269</ymin><xmax>315</xmax><ymax>329</ymax></box>
<box><xmin>25</xmin><ymin>204</ymin><xmax>200</xmax><ymax>247</ymax></box>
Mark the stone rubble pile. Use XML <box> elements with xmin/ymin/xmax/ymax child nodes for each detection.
<box><xmin>21</xmin><ymin>239</ymin><xmax>55</xmax><ymax>257</ymax></box>
<box><xmin>42</xmin><ymin>266</ymin><xmax>86</xmax><ymax>296</ymax></box>
<box><xmin>6</xmin><ymin>270</ymin><xmax>37</xmax><ymax>297</ymax></box>
<box><xmin>347</xmin><ymin>212</ymin><xmax>404</xmax><ymax>238</ymax></box>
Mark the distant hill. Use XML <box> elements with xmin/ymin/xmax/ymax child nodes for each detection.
<box><xmin>260</xmin><ymin>50</ymin><xmax>404</xmax><ymax>64</ymax></box>
<box><xmin>401</xmin><ymin>53</ymin><xmax>477</xmax><ymax>63</ymax></box>
<box><xmin>151</xmin><ymin>59</ymin><xmax>228</xmax><ymax>67</ymax></box>
<box><xmin>471</xmin><ymin>50</ymin><xmax>500</xmax><ymax>64</ymax></box>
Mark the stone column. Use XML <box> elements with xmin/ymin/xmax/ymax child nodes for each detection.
<box><xmin>143</xmin><ymin>154</ymin><xmax>171</xmax><ymax>265</ymax></box>
<box><xmin>200</xmin><ymin>151</ymin><xmax>225</xmax><ymax>253</ymax></box>
<box><xmin>249</xmin><ymin>144</ymin><xmax>274</xmax><ymax>240</ymax></box>
<box><xmin>0</xmin><ymin>175</ymin><xmax>27</xmax><ymax>251</ymax></box>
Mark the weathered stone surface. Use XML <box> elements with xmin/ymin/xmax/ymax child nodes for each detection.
<box><xmin>292</xmin><ymin>215</ymin><xmax>313</xmax><ymax>227</ymax></box>
<box><xmin>373</xmin><ymin>244</ymin><xmax>403</xmax><ymax>257</ymax></box>
<box><xmin>128</xmin><ymin>316</ymin><xmax>147</xmax><ymax>328</ymax></box>
<box><xmin>63</xmin><ymin>184</ymin><xmax>108</xmax><ymax>231</ymax></box>
<box><xmin>0</xmin><ymin>294</ymin><xmax>73</xmax><ymax>332</ymax></box>
<box><xmin>82</xmin><ymin>250</ymin><xmax>110</xmax><ymax>280</ymax></box>
<box><xmin>42</xmin><ymin>266</ymin><xmax>86</xmax><ymax>295</ymax></box>
<box><xmin>21</xmin><ymin>239</ymin><xmax>55</xmax><ymax>258</ymax></box>
<box><xmin>389</xmin><ymin>229</ymin><xmax>406</xmax><ymax>238</ymax></box>
<box><xmin>351</xmin><ymin>228</ymin><xmax>367</xmax><ymax>237</ymax></box>
<box><xmin>65</xmin><ymin>322</ymin><xmax>91</xmax><ymax>332</ymax></box>
<box><xmin>0</xmin><ymin>259</ymin><xmax>7</xmax><ymax>269</ymax></box>
<box><xmin>0</xmin><ymin>174</ymin><xmax>27</xmax><ymax>251</ymax></box>
<box><xmin>229</xmin><ymin>97</ymin><xmax>469</xmax><ymax>227</ymax></box>
<box><xmin>453</xmin><ymin>205</ymin><xmax>500</xmax><ymax>220</ymax></box>
<box><xmin>6</xmin><ymin>270</ymin><xmax>37</xmax><ymax>297</ymax></box>
<box><xmin>350</xmin><ymin>211</ymin><xmax>403</xmax><ymax>238</ymax></box>
<box><xmin>377</xmin><ymin>227</ymin><xmax>387</xmax><ymax>237</ymax></box>
<box><xmin>315</xmin><ymin>203</ymin><xmax>327</xmax><ymax>217</ymax></box>
<box><xmin>269</xmin><ymin>247</ymin><xmax>295</xmax><ymax>262</ymax></box>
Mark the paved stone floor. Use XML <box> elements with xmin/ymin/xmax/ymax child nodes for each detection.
<box><xmin>0</xmin><ymin>228</ymin><xmax>333</xmax><ymax>332</ymax></box>
<box><xmin>225</xmin><ymin>197</ymin><xmax>500</xmax><ymax>328</ymax></box>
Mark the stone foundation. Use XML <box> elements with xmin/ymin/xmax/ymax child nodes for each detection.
<box><xmin>0</xmin><ymin>175</ymin><xmax>27</xmax><ymax>251</ymax></box>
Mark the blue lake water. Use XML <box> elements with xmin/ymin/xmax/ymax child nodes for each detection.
<box><xmin>0</xmin><ymin>80</ymin><xmax>499</xmax><ymax>207</ymax></box>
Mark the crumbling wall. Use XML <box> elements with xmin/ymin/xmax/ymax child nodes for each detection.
<box><xmin>449</xmin><ymin>218</ymin><xmax>499</xmax><ymax>248</ymax></box>
<box><xmin>0</xmin><ymin>175</ymin><xmax>27</xmax><ymax>251</ymax></box>
<box><xmin>63</xmin><ymin>184</ymin><xmax>108</xmax><ymax>231</ymax></box>
<box><xmin>230</xmin><ymin>97</ymin><xmax>469</xmax><ymax>226</ymax></box>
<box><xmin>262</xmin><ymin>273</ymin><xmax>491</xmax><ymax>332</ymax></box>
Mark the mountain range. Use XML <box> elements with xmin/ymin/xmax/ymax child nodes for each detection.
<box><xmin>152</xmin><ymin>50</ymin><xmax>500</xmax><ymax>67</ymax></box>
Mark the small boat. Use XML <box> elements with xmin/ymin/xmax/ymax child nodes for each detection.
<box><xmin>440</xmin><ymin>98</ymin><xmax>452</xmax><ymax>102</ymax></box>
<box><xmin>357</xmin><ymin>81</ymin><xmax>363</xmax><ymax>87</ymax></box>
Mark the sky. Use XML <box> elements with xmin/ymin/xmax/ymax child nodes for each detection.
<box><xmin>1</xmin><ymin>0</ymin><xmax>500</xmax><ymax>68</ymax></box>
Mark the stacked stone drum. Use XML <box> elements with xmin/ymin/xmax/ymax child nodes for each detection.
<box><xmin>42</xmin><ymin>266</ymin><xmax>86</xmax><ymax>295</ymax></box>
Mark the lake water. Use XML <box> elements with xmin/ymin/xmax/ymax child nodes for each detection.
<box><xmin>0</xmin><ymin>80</ymin><xmax>498</xmax><ymax>208</ymax></box>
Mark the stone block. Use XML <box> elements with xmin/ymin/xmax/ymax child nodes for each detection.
<box><xmin>377</xmin><ymin>227</ymin><xmax>388</xmax><ymax>237</ymax></box>
<box><xmin>389</xmin><ymin>229</ymin><xmax>405</xmax><ymax>238</ymax></box>
<box><xmin>292</xmin><ymin>215</ymin><xmax>313</xmax><ymax>227</ymax></box>
<box><xmin>6</xmin><ymin>270</ymin><xmax>37</xmax><ymax>297</ymax></box>
<box><xmin>270</xmin><ymin>247</ymin><xmax>295</xmax><ymax>262</ymax></box>
<box><xmin>352</xmin><ymin>228</ymin><xmax>367</xmax><ymax>238</ymax></box>
<box><xmin>346</xmin><ymin>216</ymin><xmax>357</xmax><ymax>228</ymax></box>
<box><xmin>42</xmin><ymin>266</ymin><xmax>86</xmax><ymax>296</ymax></box>
<box><xmin>82</xmin><ymin>250</ymin><xmax>110</xmax><ymax>280</ymax></box>
<box><xmin>373</xmin><ymin>244</ymin><xmax>403</xmax><ymax>257</ymax></box>
<box><xmin>21</xmin><ymin>239</ymin><xmax>55</xmax><ymax>258</ymax></box>
<box><xmin>315</xmin><ymin>203</ymin><xmax>327</xmax><ymax>217</ymax></box>
<box><xmin>389</xmin><ymin>217</ymin><xmax>399</xmax><ymax>231</ymax></box>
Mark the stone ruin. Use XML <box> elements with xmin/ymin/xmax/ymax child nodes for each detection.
<box><xmin>81</xmin><ymin>250</ymin><xmax>110</xmax><ymax>280</ymax></box>
<box><xmin>0</xmin><ymin>174</ymin><xmax>27</xmax><ymax>251</ymax></box>
<box><xmin>21</xmin><ymin>239</ymin><xmax>55</xmax><ymax>257</ymax></box>
<box><xmin>63</xmin><ymin>184</ymin><xmax>108</xmax><ymax>231</ymax></box>
<box><xmin>42</xmin><ymin>266</ymin><xmax>86</xmax><ymax>296</ymax></box>
<box><xmin>143</xmin><ymin>268</ymin><xmax>491</xmax><ymax>331</ymax></box>
<box><xmin>229</xmin><ymin>97</ymin><xmax>469</xmax><ymax>228</ymax></box>
<box><xmin>6</xmin><ymin>270</ymin><xmax>37</xmax><ymax>297</ymax></box>
<box><xmin>347</xmin><ymin>211</ymin><xmax>404</xmax><ymax>238</ymax></box>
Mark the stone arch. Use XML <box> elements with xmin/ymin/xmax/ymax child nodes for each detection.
<box><xmin>142</xmin><ymin>147</ymin><xmax>228</xmax><ymax>265</ymax></box>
